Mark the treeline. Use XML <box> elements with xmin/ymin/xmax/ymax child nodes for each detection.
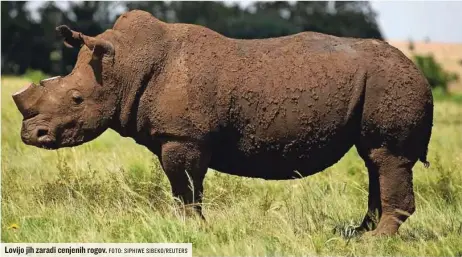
<box><xmin>1</xmin><ymin>1</ymin><xmax>382</xmax><ymax>76</ymax></box>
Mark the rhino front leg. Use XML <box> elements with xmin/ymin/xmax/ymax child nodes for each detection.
<box><xmin>159</xmin><ymin>141</ymin><xmax>210</xmax><ymax>219</ymax></box>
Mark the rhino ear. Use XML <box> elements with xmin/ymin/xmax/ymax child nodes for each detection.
<box><xmin>80</xmin><ymin>34</ymin><xmax>115</xmax><ymax>58</ymax></box>
<box><xmin>56</xmin><ymin>25</ymin><xmax>83</xmax><ymax>48</ymax></box>
<box><xmin>56</xmin><ymin>25</ymin><xmax>114</xmax><ymax>58</ymax></box>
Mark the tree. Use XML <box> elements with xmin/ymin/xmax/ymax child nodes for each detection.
<box><xmin>2</xmin><ymin>1</ymin><xmax>384</xmax><ymax>76</ymax></box>
<box><xmin>37</xmin><ymin>2</ymin><xmax>70</xmax><ymax>74</ymax></box>
<box><xmin>1</xmin><ymin>2</ymin><xmax>38</xmax><ymax>74</ymax></box>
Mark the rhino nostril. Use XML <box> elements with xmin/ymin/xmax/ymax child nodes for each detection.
<box><xmin>37</xmin><ymin>128</ymin><xmax>49</xmax><ymax>138</ymax></box>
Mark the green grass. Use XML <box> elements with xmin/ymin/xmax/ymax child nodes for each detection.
<box><xmin>432</xmin><ymin>87</ymin><xmax>462</xmax><ymax>104</ymax></box>
<box><xmin>2</xmin><ymin>76</ymin><xmax>462</xmax><ymax>256</ymax></box>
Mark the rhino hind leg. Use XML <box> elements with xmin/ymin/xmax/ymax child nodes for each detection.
<box><xmin>159</xmin><ymin>141</ymin><xmax>210</xmax><ymax>220</ymax></box>
<box><xmin>356</xmin><ymin>144</ymin><xmax>417</xmax><ymax>236</ymax></box>
<box><xmin>354</xmin><ymin>148</ymin><xmax>382</xmax><ymax>232</ymax></box>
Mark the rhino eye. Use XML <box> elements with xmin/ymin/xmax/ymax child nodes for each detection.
<box><xmin>71</xmin><ymin>91</ymin><xmax>84</xmax><ymax>105</ymax></box>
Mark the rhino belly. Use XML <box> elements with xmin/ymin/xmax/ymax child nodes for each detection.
<box><xmin>209</xmin><ymin>123</ymin><xmax>357</xmax><ymax>180</ymax></box>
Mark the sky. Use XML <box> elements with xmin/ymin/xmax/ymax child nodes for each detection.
<box><xmin>369</xmin><ymin>1</ymin><xmax>462</xmax><ymax>43</ymax></box>
<box><xmin>26</xmin><ymin>0</ymin><xmax>462</xmax><ymax>43</ymax></box>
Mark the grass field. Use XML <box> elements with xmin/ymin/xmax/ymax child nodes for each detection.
<box><xmin>1</xmin><ymin>76</ymin><xmax>462</xmax><ymax>256</ymax></box>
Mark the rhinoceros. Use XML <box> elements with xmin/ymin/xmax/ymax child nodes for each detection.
<box><xmin>12</xmin><ymin>10</ymin><xmax>433</xmax><ymax>236</ymax></box>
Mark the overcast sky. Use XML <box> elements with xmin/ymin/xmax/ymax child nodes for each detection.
<box><xmin>370</xmin><ymin>1</ymin><xmax>462</xmax><ymax>43</ymax></box>
<box><xmin>26</xmin><ymin>1</ymin><xmax>462</xmax><ymax>43</ymax></box>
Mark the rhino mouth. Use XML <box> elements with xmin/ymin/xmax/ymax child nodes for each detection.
<box><xmin>20</xmin><ymin>123</ymin><xmax>58</xmax><ymax>150</ymax></box>
<box><xmin>20</xmin><ymin>114</ymin><xmax>88</xmax><ymax>149</ymax></box>
<box><xmin>36</xmin><ymin>129</ymin><xmax>58</xmax><ymax>149</ymax></box>
<box><xmin>37</xmin><ymin>135</ymin><xmax>58</xmax><ymax>149</ymax></box>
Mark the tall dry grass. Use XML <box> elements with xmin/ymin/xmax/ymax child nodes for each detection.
<box><xmin>2</xmin><ymin>77</ymin><xmax>461</xmax><ymax>256</ymax></box>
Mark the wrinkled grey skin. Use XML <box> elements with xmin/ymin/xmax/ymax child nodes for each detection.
<box><xmin>13</xmin><ymin>10</ymin><xmax>433</xmax><ymax>236</ymax></box>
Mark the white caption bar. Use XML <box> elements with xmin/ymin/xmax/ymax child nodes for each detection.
<box><xmin>1</xmin><ymin>243</ymin><xmax>192</xmax><ymax>257</ymax></box>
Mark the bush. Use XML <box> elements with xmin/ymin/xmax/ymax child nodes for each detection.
<box><xmin>411</xmin><ymin>53</ymin><xmax>459</xmax><ymax>94</ymax></box>
<box><xmin>23</xmin><ymin>69</ymin><xmax>49</xmax><ymax>84</ymax></box>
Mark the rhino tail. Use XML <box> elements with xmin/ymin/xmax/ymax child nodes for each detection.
<box><xmin>419</xmin><ymin>100</ymin><xmax>433</xmax><ymax>169</ymax></box>
<box><xmin>419</xmin><ymin>137</ymin><xmax>430</xmax><ymax>168</ymax></box>
<box><xmin>420</xmin><ymin>156</ymin><xmax>430</xmax><ymax>168</ymax></box>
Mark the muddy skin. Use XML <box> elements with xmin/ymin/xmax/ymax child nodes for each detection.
<box><xmin>12</xmin><ymin>10</ymin><xmax>433</xmax><ymax>236</ymax></box>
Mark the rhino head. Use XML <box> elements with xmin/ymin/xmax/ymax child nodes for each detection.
<box><xmin>12</xmin><ymin>26</ymin><xmax>118</xmax><ymax>149</ymax></box>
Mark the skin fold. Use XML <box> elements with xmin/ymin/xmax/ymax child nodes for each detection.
<box><xmin>13</xmin><ymin>10</ymin><xmax>433</xmax><ymax>236</ymax></box>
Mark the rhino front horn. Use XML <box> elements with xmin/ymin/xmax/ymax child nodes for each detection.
<box><xmin>12</xmin><ymin>83</ymin><xmax>42</xmax><ymax>118</ymax></box>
